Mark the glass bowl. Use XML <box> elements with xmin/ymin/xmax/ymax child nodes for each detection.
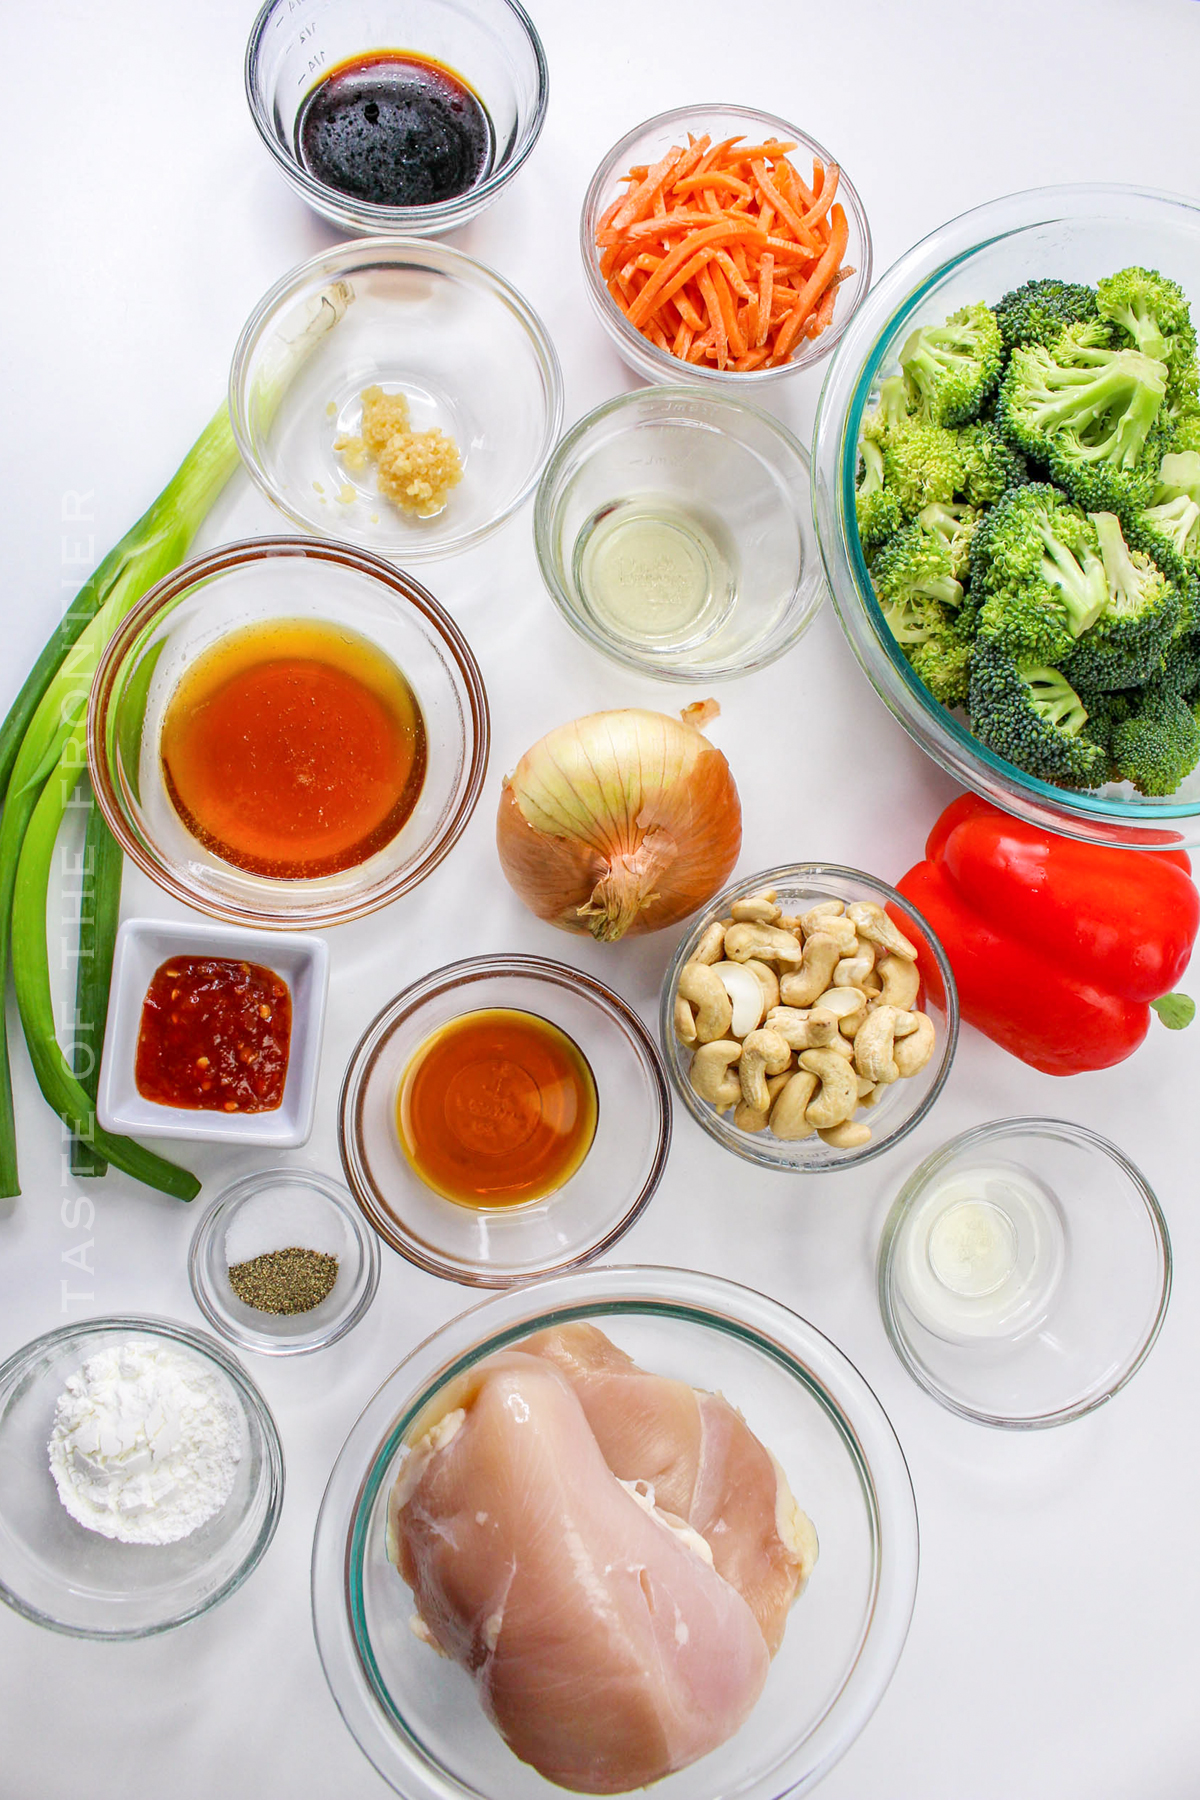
<box><xmin>877</xmin><ymin>1118</ymin><xmax>1172</xmax><ymax>1429</ymax></box>
<box><xmin>87</xmin><ymin>537</ymin><xmax>489</xmax><ymax>930</ymax></box>
<box><xmin>311</xmin><ymin>1265</ymin><xmax>919</xmax><ymax>1800</ymax></box>
<box><xmin>0</xmin><ymin>1317</ymin><xmax>283</xmax><ymax>1638</ymax></box>
<box><xmin>580</xmin><ymin>104</ymin><xmax>872</xmax><ymax>390</ymax></box>
<box><xmin>661</xmin><ymin>864</ymin><xmax>958</xmax><ymax>1173</ymax></box>
<box><xmin>230</xmin><ymin>239</ymin><xmax>563</xmax><ymax>563</ymax></box>
<box><xmin>533</xmin><ymin>388</ymin><xmax>823</xmax><ymax>681</ymax></box>
<box><xmin>812</xmin><ymin>182</ymin><xmax>1200</xmax><ymax>850</ymax></box>
<box><xmin>338</xmin><ymin>955</ymin><xmax>671</xmax><ymax>1286</ymax></box>
<box><xmin>189</xmin><ymin>1166</ymin><xmax>381</xmax><ymax>1357</ymax></box>
<box><xmin>245</xmin><ymin>0</ymin><xmax>548</xmax><ymax>237</ymax></box>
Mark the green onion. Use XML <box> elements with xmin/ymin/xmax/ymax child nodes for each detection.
<box><xmin>12</xmin><ymin>720</ymin><xmax>200</xmax><ymax>1202</ymax></box>
<box><xmin>69</xmin><ymin>791</ymin><xmax>123</xmax><ymax>1178</ymax></box>
<box><xmin>0</xmin><ymin>282</ymin><xmax>352</xmax><ymax>1197</ymax></box>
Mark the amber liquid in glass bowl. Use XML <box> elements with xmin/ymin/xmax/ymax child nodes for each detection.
<box><xmin>396</xmin><ymin>1009</ymin><xmax>598</xmax><ymax>1208</ymax></box>
<box><xmin>160</xmin><ymin>618</ymin><xmax>426</xmax><ymax>879</ymax></box>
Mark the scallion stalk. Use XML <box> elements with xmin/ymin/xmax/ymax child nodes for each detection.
<box><xmin>69</xmin><ymin>791</ymin><xmax>123</xmax><ymax>1178</ymax></box>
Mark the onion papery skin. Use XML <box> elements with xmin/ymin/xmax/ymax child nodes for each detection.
<box><xmin>496</xmin><ymin>709</ymin><xmax>742</xmax><ymax>942</ymax></box>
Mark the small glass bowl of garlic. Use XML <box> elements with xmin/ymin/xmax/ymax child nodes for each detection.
<box><xmin>660</xmin><ymin>864</ymin><xmax>959</xmax><ymax>1172</ymax></box>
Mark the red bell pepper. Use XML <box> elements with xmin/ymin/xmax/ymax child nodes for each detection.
<box><xmin>894</xmin><ymin>794</ymin><xmax>1199</xmax><ymax>1075</ymax></box>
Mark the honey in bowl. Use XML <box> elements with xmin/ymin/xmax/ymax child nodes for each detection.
<box><xmin>396</xmin><ymin>1009</ymin><xmax>598</xmax><ymax>1208</ymax></box>
<box><xmin>160</xmin><ymin>618</ymin><xmax>426</xmax><ymax>879</ymax></box>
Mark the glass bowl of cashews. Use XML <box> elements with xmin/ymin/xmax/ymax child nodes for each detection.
<box><xmin>660</xmin><ymin>864</ymin><xmax>959</xmax><ymax>1171</ymax></box>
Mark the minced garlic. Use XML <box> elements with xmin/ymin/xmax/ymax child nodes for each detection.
<box><xmin>334</xmin><ymin>385</ymin><xmax>462</xmax><ymax>518</ymax></box>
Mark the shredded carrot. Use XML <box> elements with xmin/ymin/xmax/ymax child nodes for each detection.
<box><xmin>597</xmin><ymin>133</ymin><xmax>851</xmax><ymax>371</ymax></box>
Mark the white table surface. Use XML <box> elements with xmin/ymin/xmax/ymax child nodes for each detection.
<box><xmin>2</xmin><ymin>1</ymin><xmax>1198</xmax><ymax>1795</ymax></box>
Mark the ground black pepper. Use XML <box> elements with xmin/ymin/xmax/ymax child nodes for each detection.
<box><xmin>227</xmin><ymin>1246</ymin><xmax>339</xmax><ymax>1315</ymax></box>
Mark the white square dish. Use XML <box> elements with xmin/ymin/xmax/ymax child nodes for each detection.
<box><xmin>96</xmin><ymin>918</ymin><xmax>329</xmax><ymax>1147</ymax></box>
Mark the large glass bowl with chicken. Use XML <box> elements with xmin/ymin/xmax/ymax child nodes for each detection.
<box><xmin>812</xmin><ymin>184</ymin><xmax>1200</xmax><ymax>850</ymax></box>
<box><xmin>311</xmin><ymin>1266</ymin><xmax>918</xmax><ymax>1800</ymax></box>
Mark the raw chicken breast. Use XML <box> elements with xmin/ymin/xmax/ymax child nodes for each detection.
<box><xmin>389</xmin><ymin>1350</ymin><xmax>770</xmax><ymax>1794</ymax></box>
<box><xmin>520</xmin><ymin>1323</ymin><xmax>817</xmax><ymax>1656</ymax></box>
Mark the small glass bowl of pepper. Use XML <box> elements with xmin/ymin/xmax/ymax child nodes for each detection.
<box><xmin>189</xmin><ymin>1167</ymin><xmax>381</xmax><ymax>1357</ymax></box>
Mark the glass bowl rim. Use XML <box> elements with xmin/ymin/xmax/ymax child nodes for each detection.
<box><xmin>531</xmin><ymin>383</ymin><xmax>822</xmax><ymax>681</ymax></box>
<box><xmin>811</xmin><ymin>180</ymin><xmax>1200</xmax><ymax>844</ymax></box>
<box><xmin>85</xmin><ymin>534</ymin><xmax>491</xmax><ymax>930</ymax></box>
<box><xmin>0</xmin><ymin>1312</ymin><xmax>285</xmax><ymax>1639</ymax></box>
<box><xmin>228</xmin><ymin>236</ymin><xmax>565</xmax><ymax>560</ymax></box>
<box><xmin>188</xmin><ymin>1165</ymin><xmax>383</xmax><ymax>1356</ymax></box>
<box><xmin>579</xmin><ymin>101</ymin><xmax>873</xmax><ymax>387</ymax></box>
<box><xmin>659</xmin><ymin>862</ymin><xmax>960</xmax><ymax>1172</ymax></box>
<box><xmin>243</xmin><ymin>0</ymin><xmax>550</xmax><ymax>235</ymax></box>
<box><xmin>337</xmin><ymin>952</ymin><xmax>673</xmax><ymax>1286</ymax></box>
<box><xmin>876</xmin><ymin>1113</ymin><xmax>1173</xmax><ymax>1429</ymax></box>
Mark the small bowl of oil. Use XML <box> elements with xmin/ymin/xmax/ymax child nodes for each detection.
<box><xmin>338</xmin><ymin>955</ymin><xmax>672</xmax><ymax>1286</ymax></box>
<box><xmin>534</xmin><ymin>388</ymin><xmax>823</xmax><ymax>681</ymax></box>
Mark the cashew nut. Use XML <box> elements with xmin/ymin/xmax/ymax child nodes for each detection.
<box><xmin>730</xmin><ymin>889</ymin><xmax>781</xmax><ymax>924</ymax></box>
<box><xmin>735</xmin><ymin>1071</ymin><xmax>792</xmax><ymax>1134</ymax></box>
<box><xmin>742</xmin><ymin>958</ymin><xmax>781</xmax><ymax>1013</ymax></box>
<box><xmin>711</xmin><ymin>961</ymin><xmax>766</xmax><ymax>1037</ymax></box>
<box><xmin>769</xmin><ymin>1071</ymin><xmax>819</xmax><ymax>1140</ymax></box>
<box><xmin>778</xmin><ymin>933</ymin><xmax>842</xmax><ymax>1006</ymax></box>
<box><xmin>847</xmin><ymin>901</ymin><xmax>918</xmax><ymax>962</ymax></box>
<box><xmin>893</xmin><ymin>1011</ymin><xmax>936</xmax><ymax>1078</ymax></box>
<box><xmin>738</xmin><ymin>1028</ymin><xmax>792</xmax><ymax>1112</ymax></box>
<box><xmin>677</xmin><ymin>961</ymin><xmax>733</xmax><ymax>1043</ymax></box>
<box><xmin>852</xmin><ymin>1005</ymin><xmax>901</xmax><ymax>1085</ymax></box>
<box><xmin>798</xmin><ymin>1048</ymin><xmax>859</xmax><ymax>1128</ymax></box>
<box><xmin>673</xmin><ymin>992</ymin><xmax>697</xmax><ymax>1045</ymax></box>
<box><xmin>875</xmin><ymin>954</ymin><xmax>921</xmax><ymax>1010</ymax></box>
<box><xmin>812</xmin><ymin>986</ymin><xmax>866</xmax><ymax>1021</ymax></box>
<box><xmin>855</xmin><ymin>1074</ymin><xmax>875</xmax><ymax>1098</ymax></box>
<box><xmin>688</xmin><ymin>1040</ymin><xmax>743</xmax><ymax>1112</ymax></box>
<box><xmin>834</xmin><ymin>951</ymin><xmax>875</xmax><ymax>988</ymax></box>
<box><xmin>818</xmin><ymin>1120</ymin><xmax>872</xmax><ymax>1148</ymax></box>
<box><xmin>766</xmin><ymin>1005</ymin><xmax>839</xmax><ymax>1049</ymax></box>
<box><xmin>692</xmin><ymin>920</ymin><xmax>727</xmax><ymax>966</ymax></box>
<box><xmin>798</xmin><ymin>900</ymin><xmax>845</xmax><ymax>933</ymax></box>
<box><xmin>724</xmin><ymin>922</ymin><xmax>804</xmax><ymax>967</ymax></box>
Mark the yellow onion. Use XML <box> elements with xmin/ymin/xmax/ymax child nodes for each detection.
<box><xmin>496</xmin><ymin>706</ymin><xmax>742</xmax><ymax>942</ymax></box>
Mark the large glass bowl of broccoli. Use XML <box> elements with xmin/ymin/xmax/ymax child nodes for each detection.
<box><xmin>811</xmin><ymin>184</ymin><xmax>1200</xmax><ymax>850</ymax></box>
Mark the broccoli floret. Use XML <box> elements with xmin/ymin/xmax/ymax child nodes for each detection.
<box><xmin>996</xmin><ymin>330</ymin><xmax>1168</xmax><ymax>515</ymax></box>
<box><xmin>872</xmin><ymin>516</ymin><xmax>966</xmax><ymax>618</ymax></box>
<box><xmin>1076</xmin><ymin>686</ymin><xmax>1132</xmax><ymax>757</ymax></box>
<box><xmin>1170</xmin><ymin>412</ymin><xmax>1200</xmax><ymax>456</ymax></box>
<box><xmin>1110</xmin><ymin>685</ymin><xmax>1200</xmax><ymax>795</ymax></box>
<box><xmin>1159</xmin><ymin>631</ymin><xmax>1200</xmax><ymax>700</ymax></box>
<box><xmin>861</xmin><ymin>374</ymin><xmax>913</xmax><ymax>448</ymax></box>
<box><xmin>1061</xmin><ymin>513</ymin><xmax>1180</xmax><ymax>691</ymax></box>
<box><xmin>1096</xmin><ymin>266</ymin><xmax>1199</xmax><ymax>410</ymax></box>
<box><xmin>899</xmin><ymin>303</ymin><xmax>1004</xmax><ymax>427</ymax></box>
<box><xmin>958</xmin><ymin>421</ymin><xmax>1027</xmax><ymax>506</ymax></box>
<box><xmin>968</xmin><ymin>637</ymin><xmax>1109</xmax><ymax>788</ymax></box>
<box><xmin>855</xmin><ymin>439</ymin><xmax>905</xmax><ymax>558</ymax></box>
<box><xmin>916</xmin><ymin>501</ymin><xmax>980</xmax><ymax>578</ymax></box>
<box><xmin>994</xmin><ymin>279</ymin><xmax>1099</xmax><ymax>354</ymax></box>
<box><xmin>906</xmin><ymin>624</ymin><xmax>974</xmax><ymax>708</ymax></box>
<box><xmin>1128</xmin><ymin>448</ymin><xmax>1200</xmax><ymax>585</ymax></box>
<box><xmin>880</xmin><ymin>418</ymin><xmax>967</xmax><ymax>517</ymax></box>
<box><xmin>970</xmin><ymin>483</ymin><xmax>1107</xmax><ymax>664</ymax></box>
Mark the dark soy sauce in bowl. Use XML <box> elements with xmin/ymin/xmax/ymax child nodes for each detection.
<box><xmin>295</xmin><ymin>51</ymin><xmax>493</xmax><ymax>208</ymax></box>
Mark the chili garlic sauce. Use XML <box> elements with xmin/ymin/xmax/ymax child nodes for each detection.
<box><xmin>295</xmin><ymin>51</ymin><xmax>492</xmax><ymax>208</ymax></box>
<box><xmin>397</xmin><ymin>1009</ymin><xmax>598</xmax><ymax>1208</ymax></box>
<box><xmin>160</xmin><ymin>619</ymin><xmax>426</xmax><ymax>879</ymax></box>
<box><xmin>136</xmin><ymin>957</ymin><xmax>291</xmax><ymax>1113</ymax></box>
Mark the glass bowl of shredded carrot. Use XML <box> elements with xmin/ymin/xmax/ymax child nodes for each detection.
<box><xmin>581</xmin><ymin>105</ymin><xmax>872</xmax><ymax>386</ymax></box>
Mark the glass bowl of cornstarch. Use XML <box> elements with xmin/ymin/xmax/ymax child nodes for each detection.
<box><xmin>0</xmin><ymin>1315</ymin><xmax>283</xmax><ymax>1637</ymax></box>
